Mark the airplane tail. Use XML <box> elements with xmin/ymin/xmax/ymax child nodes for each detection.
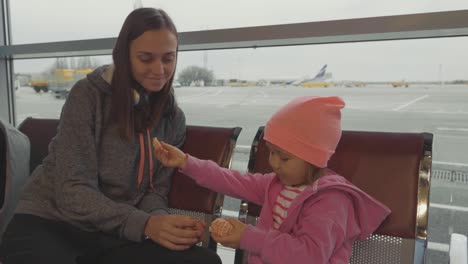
<box><xmin>312</xmin><ymin>64</ymin><xmax>327</xmax><ymax>81</ymax></box>
<box><xmin>290</xmin><ymin>64</ymin><xmax>329</xmax><ymax>85</ymax></box>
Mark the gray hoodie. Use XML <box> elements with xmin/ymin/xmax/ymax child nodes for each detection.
<box><xmin>16</xmin><ymin>65</ymin><xmax>186</xmax><ymax>242</ymax></box>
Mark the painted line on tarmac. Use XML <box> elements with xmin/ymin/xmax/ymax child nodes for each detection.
<box><xmin>178</xmin><ymin>89</ymin><xmax>217</xmax><ymax>101</ymax></box>
<box><xmin>428</xmin><ymin>242</ymin><xmax>449</xmax><ymax>252</ymax></box>
<box><xmin>258</xmin><ymin>90</ymin><xmax>268</xmax><ymax>98</ymax></box>
<box><xmin>236</xmin><ymin>145</ymin><xmax>251</xmax><ymax>153</ymax></box>
<box><xmin>430</xmin><ymin>203</ymin><xmax>468</xmax><ymax>212</ymax></box>
<box><xmin>211</xmin><ymin>89</ymin><xmax>223</xmax><ymax>96</ymax></box>
<box><xmin>393</xmin><ymin>94</ymin><xmax>429</xmax><ymax>111</ymax></box>
<box><xmin>217</xmin><ymin>245</ymin><xmax>236</xmax><ymax>252</ymax></box>
<box><xmin>222</xmin><ymin>209</ymin><xmax>239</xmax><ymax>218</ymax></box>
<box><xmin>437</xmin><ymin>127</ymin><xmax>468</xmax><ymax>132</ymax></box>
<box><xmin>433</xmin><ymin>161</ymin><xmax>468</xmax><ymax>167</ymax></box>
<box><xmin>402</xmin><ymin>110</ymin><xmax>468</xmax><ymax>115</ymax></box>
<box><xmin>436</xmin><ymin>134</ymin><xmax>468</xmax><ymax>140</ymax></box>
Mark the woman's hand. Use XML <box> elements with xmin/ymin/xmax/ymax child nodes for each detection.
<box><xmin>211</xmin><ymin>218</ymin><xmax>247</xmax><ymax>249</ymax></box>
<box><xmin>153</xmin><ymin>138</ymin><xmax>187</xmax><ymax>169</ymax></box>
<box><xmin>144</xmin><ymin>214</ymin><xmax>206</xmax><ymax>250</ymax></box>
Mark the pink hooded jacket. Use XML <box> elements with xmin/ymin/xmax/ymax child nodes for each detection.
<box><xmin>181</xmin><ymin>155</ymin><xmax>391</xmax><ymax>264</ymax></box>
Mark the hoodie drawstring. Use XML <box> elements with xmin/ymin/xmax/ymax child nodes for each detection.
<box><xmin>137</xmin><ymin>128</ymin><xmax>154</xmax><ymax>190</ymax></box>
<box><xmin>146</xmin><ymin>129</ymin><xmax>154</xmax><ymax>189</ymax></box>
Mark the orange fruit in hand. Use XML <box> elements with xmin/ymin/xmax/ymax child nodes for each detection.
<box><xmin>210</xmin><ymin>218</ymin><xmax>233</xmax><ymax>237</ymax></box>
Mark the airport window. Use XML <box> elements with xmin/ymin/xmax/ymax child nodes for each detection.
<box><xmin>6</xmin><ymin>2</ymin><xmax>468</xmax><ymax>262</ymax></box>
<box><xmin>14</xmin><ymin>38</ymin><xmax>468</xmax><ymax>160</ymax></box>
<box><xmin>13</xmin><ymin>38</ymin><xmax>468</xmax><ymax>264</ymax></box>
<box><xmin>10</xmin><ymin>0</ymin><xmax>468</xmax><ymax>44</ymax></box>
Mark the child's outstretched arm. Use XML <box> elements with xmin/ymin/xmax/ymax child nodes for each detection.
<box><xmin>153</xmin><ymin>137</ymin><xmax>273</xmax><ymax>206</ymax></box>
<box><xmin>153</xmin><ymin>137</ymin><xmax>187</xmax><ymax>169</ymax></box>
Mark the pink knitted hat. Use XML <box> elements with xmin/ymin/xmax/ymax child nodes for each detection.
<box><xmin>264</xmin><ymin>96</ymin><xmax>345</xmax><ymax>168</ymax></box>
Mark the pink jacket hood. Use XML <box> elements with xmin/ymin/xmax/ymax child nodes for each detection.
<box><xmin>309</xmin><ymin>174</ymin><xmax>391</xmax><ymax>239</ymax></box>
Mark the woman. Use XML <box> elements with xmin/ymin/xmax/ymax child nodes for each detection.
<box><xmin>0</xmin><ymin>8</ymin><xmax>221</xmax><ymax>264</ymax></box>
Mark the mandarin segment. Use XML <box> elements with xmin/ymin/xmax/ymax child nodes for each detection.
<box><xmin>152</xmin><ymin>137</ymin><xmax>162</xmax><ymax>149</ymax></box>
<box><xmin>210</xmin><ymin>218</ymin><xmax>233</xmax><ymax>237</ymax></box>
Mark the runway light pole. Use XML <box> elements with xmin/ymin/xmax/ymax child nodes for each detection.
<box><xmin>439</xmin><ymin>64</ymin><xmax>444</xmax><ymax>88</ymax></box>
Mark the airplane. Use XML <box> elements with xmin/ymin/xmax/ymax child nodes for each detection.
<box><xmin>289</xmin><ymin>64</ymin><xmax>333</xmax><ymax>88</ymax></box>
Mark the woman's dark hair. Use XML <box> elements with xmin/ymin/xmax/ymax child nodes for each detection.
<box><xmin>112</xmin><ymin>8</ymin><xmax>178</xmax><ymax>141</ymax></box>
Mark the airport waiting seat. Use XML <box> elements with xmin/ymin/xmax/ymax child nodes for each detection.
<box><xmin>0</xmin><ymin>119</ymin><xmax>30</xmax><ymax>237</ymax></box>
<box><xmin>167</xmin><ymin>125</ymin><xmax>242</xmax><ymax>250</ymax></box>
<box><xmin>17</xmin><ymin>117</ymin><xmax>242</xmax><ymax>250</ymax></box>
<box><xmin>235</xmin><ymin>126</ymin><xmax>433</xmax><ymax>264</ymax></box>
<box><xmin>17</xmin><ymin>118</ymin><xmax>59</xmax><ymax>175</ymax></box>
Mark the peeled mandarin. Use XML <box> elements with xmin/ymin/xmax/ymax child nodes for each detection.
<box><xmin>210</xmin><ymin>218</ymin><xmax>233</xmax><ymax>237</ymax></box>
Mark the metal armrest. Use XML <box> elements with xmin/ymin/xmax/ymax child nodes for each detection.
<box><xmin>450</xmin><ymin>233</ymin><xmax>467</xmax><ymax>264</ymax></box>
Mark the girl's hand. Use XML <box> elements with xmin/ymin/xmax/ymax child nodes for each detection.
<box><xmin>144</xmin><ymin>215</ymin><xmax>206</xmax><ymax>250</ymax></box>
<box><xmin>211</xmin><ymin>218</ymin><xmax>247</xmax><ymax>249</ymax></box>
<box><xmin>153</xmin><ymin>138</ymin><xmax>187</xmax><ymax>169</ymax></box>
<box><xmin>192</xmin><ymin>220</ymin><xmax>207</xmax><ymax>243</ymax></box>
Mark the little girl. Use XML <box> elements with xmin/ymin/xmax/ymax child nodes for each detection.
<box><xmin>154</xmin><ymin>96</ymin><xmax>391</xmax><ymax>264</ymax></box>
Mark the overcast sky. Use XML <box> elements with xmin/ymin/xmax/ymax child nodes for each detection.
<box><xmin>10</xmin><ymin>0</ymin><xmax>468</xmax><ymax>81</ymax></box>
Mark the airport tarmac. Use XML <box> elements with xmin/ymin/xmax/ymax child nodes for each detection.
<box><xmin>14</xmin><ymin>84</ymin><xmax>468</xmax><ymax>263</ymax></box>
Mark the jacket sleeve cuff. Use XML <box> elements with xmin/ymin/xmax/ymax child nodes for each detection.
<box><xmin>240</xmin><ymin>224</ymin><xmax>267</xmax><ymax>255</ymax></box>
<box><xmin>123</xmin><ymin>210</ymin><xmax>151</xmax><ymax>242</ymax></box>
<box><xmin>150</xmin><ymin>208</ymin><xmax>169</xmax><ymax>216</ymax></box>
<box><xmin>180</xmin><ymin>154</ymin><xmax>197</xmax><ymax>173</ymax></box>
